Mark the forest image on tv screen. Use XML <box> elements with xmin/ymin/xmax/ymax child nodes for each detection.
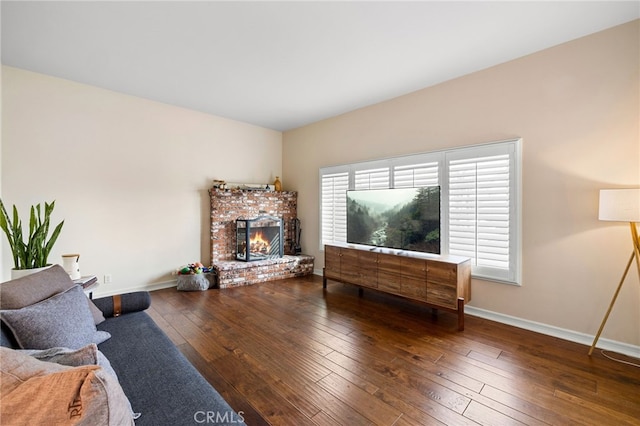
<box><xmin>347</xmin><ymin>186</ymin><xmax>440</xmax><ymax>254</ymax></box>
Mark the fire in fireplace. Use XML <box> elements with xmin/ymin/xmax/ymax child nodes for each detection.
<box><xmin>236</xmin><ymin>216</ymin><xmax>284</xmax><ymax>261</ymax></box>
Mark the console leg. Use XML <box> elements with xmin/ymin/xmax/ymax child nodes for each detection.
<box><xmin>322</xmin><ymin>269</ymin><xmax>327</xmax><ymax>289</ymax></box>
<box><xmin>457</xmin><ymin>297</ymin><xmax>465</xmax><ymax>331</ymax></box>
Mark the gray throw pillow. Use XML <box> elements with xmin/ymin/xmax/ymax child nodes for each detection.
<box><xmin>0</xmin><ymin>286</ymin><xmax>110</xmax><ymax>350</ymax></box>
<box><xmin>0</xmin><ymin>264</ymin><xmax>105</xmax><ymax>325</ymax></box>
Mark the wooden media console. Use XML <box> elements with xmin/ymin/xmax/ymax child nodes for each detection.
<box><xmin>323</xmin><ymin>244</ymin><xmax>471</xmax><ymax>330</ymax></box>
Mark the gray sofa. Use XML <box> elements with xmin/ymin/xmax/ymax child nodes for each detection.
<box><xmin>0</xmin><ymin>265</ymin><xmax>245</xmax><ymax>425</ymax></box>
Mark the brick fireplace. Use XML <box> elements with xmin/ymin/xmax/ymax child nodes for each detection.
<box><xmin>209</xmin><ymin>188</ymin><xmax>314</xmax><ymax>288</ymax></box>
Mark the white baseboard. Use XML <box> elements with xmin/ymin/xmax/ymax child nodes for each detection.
<box><xmin>93</xmin><ymin>279</ymin><xmax>177</xmax><ymax>298</ymax></box>
<box><xmin>465</xmin><ymin>306</ymin><xmax>640</xmax><ymax>358</ymax></box>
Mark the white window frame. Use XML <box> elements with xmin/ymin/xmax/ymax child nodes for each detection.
<box><xmin>319</xmin><ymin>138</ymin><xmax>522</xmax><ymax>285</ymax></box>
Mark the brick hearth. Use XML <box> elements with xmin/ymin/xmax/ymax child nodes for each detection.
<box><xmin>209</xmin><ymin>188</ymin><xmax>314</xmax><ymax>288</ymax></box>
<box><xmin>214</xmin><ymin>255</ymin><xmax>314</xmax><ymax>288</ymax></box>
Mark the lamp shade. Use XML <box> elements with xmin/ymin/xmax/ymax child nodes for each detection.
<box><xmin>599</xmin><ymin>189</ymin><xmax>640</xmax><ymax>222</ymax></box>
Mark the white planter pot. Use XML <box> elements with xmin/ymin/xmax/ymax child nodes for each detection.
<box><xmin>11</xmin><ymin>265</ymin><xmax>52</xmax><ymax>280</ymax></box>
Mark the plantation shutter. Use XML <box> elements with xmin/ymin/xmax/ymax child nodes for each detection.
<box><xmin>321</xmin><ymin>172</ymin><xmax>349</xmax><ymax>245</ymax></box>
<box><xmin>393</xmin><ymin>162</ymin><xmax>439</xmax><ymax>188</ymax></box>
<box><xmin>446</xmin><ymin>142</ymin><xmax>518</xmax><ymax>283</ymax></box>
<box><xmin>354</xmin><ymin>168</ymin><xmax>389</xmax><ymax>190</ymax></box>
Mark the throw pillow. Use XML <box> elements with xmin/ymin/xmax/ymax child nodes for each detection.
<box><xmin>0</xmin><ymin>286</ymin><xmax>111</xmax><ymax>350</ymax></box>
<box><xmin>0</xmin><ymin>347</ymin><xmax>135</xmax><ymax>425</ymax></box>
<box><xmin>0</xmin><ymin>264</ymin><xmax>105</xmax><ymax>325</ymax></box>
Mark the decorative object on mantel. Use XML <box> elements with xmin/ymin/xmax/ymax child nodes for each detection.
<box><xmin>0</xmin><ymin>198</ymin><xmax>65</xmax><ymax>279</ymax></box>
<box><xmin>224</xmin><ymin>182</ymin><xmax>275</xmax><ymax>191</ymax></box>
<box><xmin>588</xmin><ymin>188</ymin><xmax>640</xmax><ymax>356</ymax></box>
<box><xmin>273</xmin><ymin>176</ymin><xmax>282</xmax><ymax>191</ymax></box>
<box><xmin>212</xmin><ymin>179</ymin><xmax>227</xmax><ymax>189</ymax></box>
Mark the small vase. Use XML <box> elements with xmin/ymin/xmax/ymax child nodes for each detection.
<box><xmin>62</xmin><ymin>254</ymin><xmax>81</xmax><ymax>280</ymax></box>
<box><xmin>273</xmin><ymin>176</ymin><xmax>282</xmax><ymax>192</ymax></box>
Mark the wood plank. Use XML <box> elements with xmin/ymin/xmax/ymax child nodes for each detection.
<box><xmin>553</xmin><ymin>388</ymin><xmax>640</xmax><ymax>426</ymax></box>
<box><xmin>247</xmin><ymin>386</ymin><xmax>317</xmax><ymax>426</ymax></box>
<box><xmin>175</xmin><ymin>343</ymin><xmax>268</xmax><ymax>426</ymax></box>
<box><xmin>310</xmin><ymin>384</ymin><xmax>375</xmax><ymax>425</ymax></box>
<box><xmin>479</xmin><ymin>385</ymin><xmax>575</xmax><ymax>425</ymax></box>
<box><xmin>318</xmin><ymin>373</ymin><xmax>403</xmax><ymax>425</ymax></box>
<box><xmin>323</xmin><ymin>351</ymin><xmax>476</xmax><ymax>425</ymax></box>
<box><xmin>463</xmin><ymin>400</ymin><xmax>527</xmax><ymax>426</ymax></box>
<box><xmin>161</xmin><ymin>311</ymin><xmax>232</xmax><ymax>362</ymax></box>
<box><xmin>146</xmin><ymin>305</ymin><xmax>186</xmax><ymax>346</ymax></box>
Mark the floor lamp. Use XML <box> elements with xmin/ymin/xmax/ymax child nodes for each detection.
<box><xmin>588</xmin><ymin>188</ymin><xmax>640</xmax><ymax>356</ymax></box>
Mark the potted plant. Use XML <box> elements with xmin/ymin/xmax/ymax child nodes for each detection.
<box><xmin>0</xmin><ymin>199</ymin><xmax>64</xmax><ymax>279</ymax></box>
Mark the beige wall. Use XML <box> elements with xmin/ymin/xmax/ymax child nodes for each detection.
<box><xmin>283</xmin><ymin>21</ymin><xmax>640</xmax><ymax>347</ymax></box>
<box><xmin>1</xmin><ymin>66</ymin><xmax>282</xmax><ymax>296</ymax></box>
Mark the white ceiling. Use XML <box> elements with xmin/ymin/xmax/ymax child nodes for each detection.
<box><xmin>2</xmin><ymin>1</ymin><xmax>638</xmax><ymax>131</ymax></box>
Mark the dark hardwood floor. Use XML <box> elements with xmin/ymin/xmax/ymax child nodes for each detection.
<box><xmin>149</xmin><ymin>275</ymin><xmax>640</xmax><ymax>425</ymax></box>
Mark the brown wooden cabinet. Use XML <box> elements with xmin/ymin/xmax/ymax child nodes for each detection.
<box><xmin>323</xmin><ymin>244</ymin><xmax>471</xmax><ymax>330</ymax></box>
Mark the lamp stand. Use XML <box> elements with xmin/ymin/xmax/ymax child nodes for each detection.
<box><xmin>588</xmin><ymin>222</ymin><xmax>640</xmax><ymax>356</ymax></box>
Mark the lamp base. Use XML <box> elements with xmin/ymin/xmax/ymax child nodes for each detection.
<box><xmin>588</xmin><ymin>222</ymin><xmax>640</xmax><ymax>355</ymax></box>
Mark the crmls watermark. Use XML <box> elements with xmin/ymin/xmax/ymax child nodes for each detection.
<box><xmin>194</xmin><ymin>410</ymin><xmax>245</xmax><ymax>424</ymax></box>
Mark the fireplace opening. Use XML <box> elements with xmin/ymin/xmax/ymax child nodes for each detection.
<box><xmin>236</xmin><ymin>216</ymin><xmax>284</xmax><ymax>262</ymax></box>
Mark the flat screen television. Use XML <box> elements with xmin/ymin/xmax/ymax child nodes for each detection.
<box><xmin>346</xmin><ymin>186</ymin><xmax>440</xmax><ymax>254</ymax></box>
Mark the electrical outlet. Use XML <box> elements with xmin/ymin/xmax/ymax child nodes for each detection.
<box><xmin>104</xmin><ymin>274</ymin><xmax>112</xmax><ymax>284</ymax></box>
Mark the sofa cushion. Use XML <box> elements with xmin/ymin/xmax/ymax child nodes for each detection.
<box><xmin>98</xmin><ymin>311</ymin><xmax>246</xmax><ymax>425</ymax></box>
<box><xmin>0</xmin><ymin>285</ymin><xmax>110</xmax><ymax>350</ymax></box>
<box><xmin>0</xmin><ymin>264</ymin><xmax>105</xmax><ymax>325</ymax></box>
<box><xmin>0</xmin><ymin>347</ymin><xmax>134</xmax><ymax>425</ymax></box>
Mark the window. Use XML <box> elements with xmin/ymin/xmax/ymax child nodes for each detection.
<box><xmin>319</xmin><ymin>139</ymin><xmax>522</xmax><ymax>285</ymax></box>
